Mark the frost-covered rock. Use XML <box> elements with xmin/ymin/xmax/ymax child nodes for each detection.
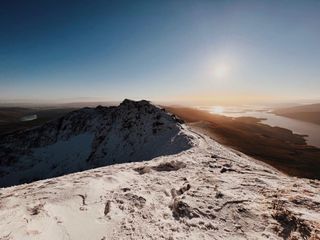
<box><xmin>0</xmin><ymin>99</ymin><xmax>193</xmax><ymax>187</ymax></box>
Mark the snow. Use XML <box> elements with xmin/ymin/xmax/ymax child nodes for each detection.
<box><xmin>0</xmin><ymin>126</ymin><xmax>319</xmax><ymax>239</ymax></box>
<box><xmin>0</xmin><ymin>133</ymin><xmax>94</xmax><ymax>187</ymax></box>
<box><xmin>0</xmin><ymin>100</ymin><xmax>319</xmax><ymax>239</ymax></box>
<box><xmin>0</xmin><ymin>100</ymin><xmax>193</xmax><ymax>188</ymax></box>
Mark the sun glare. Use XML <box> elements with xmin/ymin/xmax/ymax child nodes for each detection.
<box><xmin>213</xmin><ymin>63</ymin><xmax>230</xmax><ymax>79</ymax></box>
<box><xmin>212</xmin><ymin>106</ymin><xmax>224</xmax><ymax>114</ymax></box>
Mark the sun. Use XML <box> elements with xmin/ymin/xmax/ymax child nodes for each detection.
<box><xmin>213</xmin><ymin>62</ymin><xmax>230</xmax><ymax>79</ymax></box>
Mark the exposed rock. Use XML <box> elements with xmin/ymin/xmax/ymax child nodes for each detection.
<box><xmin>151</xmin><ymin>161</ymin><xmax>186</xmax><ymax>172</ymax></box>
<box><xmin>104</xmin><ymin>200</ymin><xmax>111</xmax><ymax>216</ymax></box>
<box><xmin>0</xmin><ymin>99</ymin><xmax>193</xmax><ymax>187</ymax></box>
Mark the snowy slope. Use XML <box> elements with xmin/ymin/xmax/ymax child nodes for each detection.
<box><xmin>0</xmin><ymin>100</ymin><xmax>193</xmax><ymax>187</ymax></box>
<box><xmin>0</xmin><ymin>127</ymin><xmax>319</xmax><ymax>239</ymax></box>
<box><xmin>0</xmin><ymin>100</ymin><xmax>319</xmax><ymax>239</ymax></box>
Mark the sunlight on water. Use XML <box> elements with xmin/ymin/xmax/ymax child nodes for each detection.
<box><xmin>198</xmin><ymin>105</ymin><xmax>320</xmax><ymax>148</ymax></box>
<box><xmin>212</xmin><ymin>106</ymin><xmax>224</xmax><ymax>114</ymax></box>
<box><xmin>20</xmin><ymin>114</ymin><xmax>37</xmax><ymax>122</ymax></box>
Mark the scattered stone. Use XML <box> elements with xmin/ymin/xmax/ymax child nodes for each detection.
<box><xmin>121</xmin><ymin>187</ymin><xmax>131</xmax><ymax>192</ymax></box>
<box><xmin>215</xmin><ymin>191</ymin><xmax>224</xmax><ymax>198</ymax></box>
<box><xmin>152</xmin><ymin>161</ymin><xmax>186</xmax><ymax>172</ymax></box>
<box><xmin>104</xmin><ymin>200</ymin><xmax>111</xmax><ymax>216</ymax></box>
<box><xmin>125</xmin><ymin>193</ymin><xmax>146</xmax><ymax>209</ymax></box>
<box><xmin>28</xmin><ymin>203</ymin><xmax>44</xmax><ymax>215</ymax></box>
<box><xmin>77</xmin><ymin>194</ymin><xmax>87</xmax><ymax>206</ymax></box>
<box><xmin>220</xmin><ymin>167</ymin><xmax>236</xmax><ymax>173</ymax></box>
<box><xmin>171</xmin><ymin>198</ymin><xmax>199</xmax><ymax>219</ymax></box>
<box><xmin>177</xmin><ymin>184</ymin><xmax>191</xmax><ymax>195</ymax></box>
<box><xmin>134</xmin><ymin>166</ymin><xmax>152</xmax><ymax>175</ymax></box>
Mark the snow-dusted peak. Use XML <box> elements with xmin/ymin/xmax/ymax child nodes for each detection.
<box><xmin>0</xmin><ymin>100</ymin><xmax>194</xmax><ymax>187</ymax></box>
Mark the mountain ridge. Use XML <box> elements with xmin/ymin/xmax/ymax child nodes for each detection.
<box><xmin>0</xmin><ymin>122</ymin><xmax>319</xmax><ymax>239</ymax></box>
<box><xmin>0</xmin><ymin>99</ymin><xmax>193</xmax><ymax>187</ymax></box>
<box><xmin>0</xmin><ymin>100</ymin><xmax>319</xmax><ymax>239</ymax></box>
<box><xmin>273</xmin><ymin>103</ymin><xmax>320</xmax><ymax>125</ymax></box>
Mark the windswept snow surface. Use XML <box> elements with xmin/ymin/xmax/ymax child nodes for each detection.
<box><xmin>0</xmin><ymin>127</ymin><xmax>319</xmax><ymax>239</ymax></box>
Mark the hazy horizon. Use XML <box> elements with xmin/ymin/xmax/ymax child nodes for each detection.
<box><xmin>1</xmin><ymin>1</ymin><xmax>320</xmax><ymax>105</ymax></box>
<box><xmin>1</xmin><ymin>97</ymin><xmax>319</xmax><ymax>109</ymax></box>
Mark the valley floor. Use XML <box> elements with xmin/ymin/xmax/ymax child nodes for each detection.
<box><xmin>166</xmin><ymin>106</ymin><xmax>320</xmax><ymax>179</ymax></box>
<box><xmin>0</xmin><ymin>127</ymin><xmax>319</xmax><ymax>239</ymax></box>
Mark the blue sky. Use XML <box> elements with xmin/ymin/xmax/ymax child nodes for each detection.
<box><xmin>1</xmin><ymin>0</ymin><xmax>320</xmax><ymax>105</ymax></box>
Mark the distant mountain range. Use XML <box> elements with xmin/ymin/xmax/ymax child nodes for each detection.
<box><xmin>0</xmin><ymin>107</ymin><xmax>77</xmax><ymax>136</ymax></box>
<box><xmin>273</xmin><ymin>103</ymin><xmax>320</xmax><ymax>125</ymax></box>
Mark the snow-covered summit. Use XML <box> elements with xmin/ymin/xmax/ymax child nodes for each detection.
<box><xmin>0</xmin><ymin>99</ymin><xmax>194</xmax><ymax>187</ymax></box>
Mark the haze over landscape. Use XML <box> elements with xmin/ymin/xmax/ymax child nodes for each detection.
<box><xmin>0</xmin><ymin>1</ymin><xmax>320</xmax><ymax>239</ymax></box>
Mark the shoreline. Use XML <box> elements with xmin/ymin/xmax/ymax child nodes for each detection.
<box><xmin>166</xmin><ymin>106</ymin><xmax>320</xmax><ymax>179</ymax></box>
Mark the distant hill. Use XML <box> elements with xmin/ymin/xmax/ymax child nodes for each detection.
<box><xmin>273</xmin><ymin>103</ymin><xmax>320</xmax><ymax>125</ymax></box>
<box><xmin>0</xmin><ymin>107</ymin><xmax>76</xmax><ymax>136</ymax></box>
<box><xmin>0</xmin><ymin>107</ymin><xmax>33</xmax><ymax>122</ymax></box>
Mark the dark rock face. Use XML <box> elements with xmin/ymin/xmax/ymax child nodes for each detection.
<box><xmin>0</xmin><ymin>99</ymin><xmax>193</xmax><ymax>187</ymax></box>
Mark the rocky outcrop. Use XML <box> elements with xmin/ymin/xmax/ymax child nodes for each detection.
<box><xmin>0</xmin><ymin>99</ymin><xmax>193</xmax><ymax>187</ymax></box>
